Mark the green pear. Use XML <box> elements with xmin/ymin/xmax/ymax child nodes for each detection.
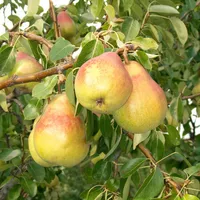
<box><xmin>113</xmin><ymin>61</ymin><xmax>167</xmax><ymax>133</ymax></box>
<box><xmin>9</xmin><ymin>51</ymin><xmax>43</xmax><ymax>92</ymax></box>
<box><xmin>75</xmin><ymin>52</ymin><xmax>133</xmax><ymax>114</ymax></box>
<box><xmin>30</xmin><ymin>93</ymin><xmax>89</xmax><ymax>167</ymax></box>
<box><xmin>57</xmin><ymin>11</ymin><xmax>76</xmax><ymax>41</ymax></box>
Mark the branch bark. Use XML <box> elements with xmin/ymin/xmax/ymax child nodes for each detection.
<box><xmin>0</xmin><ymin>62</ymin><xmax>73</xmax><ymax>90</ymax></box>
<box><xmin>9</xmin><ymin>32</ymin><xmax>53</xmax><ymax>49</ymax></box>
<box><xmin>126</xmin><ymin>133</ymin><xmax>182</xmax><ymax>197</ymax></box>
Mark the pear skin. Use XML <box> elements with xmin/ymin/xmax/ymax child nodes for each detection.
<box><xmin>75</xmin><ymin>52</ymin><xmax>133</xmax><ymax>114</ymax></box>
<box><xmin>9</xmin><ymin>51</ymin><xmax>43</xmax><ymax>91</ymax></box>
<box><xmin>33</xmin><ymin>94</ymin><xmax>89</xmax><ymax>167</ymax></box>
<box><xmin>57</xmin><ymin>11</ymin><xmax>76</xmax><ymax>40</ymax></box>
<box><xmin>113</xmin><ymin>61</ymin><xmax>167</xmax><ymax>134</ymax></box>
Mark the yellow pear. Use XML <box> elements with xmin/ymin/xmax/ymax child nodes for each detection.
<box><xmin>113</xmin><ymin>61</ymin><xmax>167</xmax><ymax>134</ymax></box>
<box><xmin>31</xmin><ymin>93</ymin><xmax>89</xmax><ymax>167</ymax></box>
<box><xmin>75</xmin><ymin>52</ymin><xmax>133</xmax><ymax>114</ymax></box>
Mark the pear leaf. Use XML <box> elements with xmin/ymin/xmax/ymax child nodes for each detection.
<box><xmin>20</xmin><ymin>176</ymin><xmax>37</xmax><ymax>197</ymax></box>
<box><xmin>133</xmin><ymin>131</ymin><xmax>151</xmax><ymax>149</ymax></box>
<box><xmin>7</xmin><ymin>184</ymin><xmax>21</xmax><ymax>200</ymax></box>
<box><xmin>65</xmin><ymin>70</ymin><xmax>75</xmax><ymax>106</ymax></box>
<box><xmin>0</xmin><ymin>149</ymin><xmax>21</xmax><ymax>162</ymax></box>
<box><xmin>0</xmin><ymin>90</ymin><xmax>8</xmax><ymax>112</ymax></box>
<box><xmin>123</xmin><ymin>176</ymin><xmax>131</xmax><ymax>200</ymax></box>
<box><xmin>104</xmin><ymin>5</ymin><xmax>115</xmax><ymax>21</ymax></box>
<box><xmin>90</xmin><ymin>0</ymin><xmax>104</xmax><ymax>18</ymax></box>
<box><xmin>149</xmin><ymin>5</ymin><xmax>179</xmax><ymax>14</ymax></box>
<box><xmin>27</xmin><ymin>0</ymin><xmax>40</xmax><ymax>16</ymax></box>
<box><xmin>134</xmin><ymin>167</ymin><xmax>164</xmax><ymax>199</ymax></box>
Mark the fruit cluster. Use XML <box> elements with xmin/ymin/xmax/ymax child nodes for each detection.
<box><xmin>29</xmin><ymin>51</ymin><xmax>167</xmax><ymax>167</ymax></box>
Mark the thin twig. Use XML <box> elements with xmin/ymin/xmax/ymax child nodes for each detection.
<box><xmin>49</xmin><ymin>0</ymin><xmax>60</xmax><ymax>38</ymax></box>
<box><xmin>182</xmin><ymin>93</ymin><xmax>200</xmax><ymax>100</ymax></box>
<box><xmin>0</xmin><ymin>62</ymin><xmax>74</xmax><ymax>90</ymax></box>
<box><xmin>9</xmin><ymin>32</ymin><xmax>53</xmax><ymax>49</ymax></box>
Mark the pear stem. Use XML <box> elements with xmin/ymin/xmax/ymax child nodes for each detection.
<box><xmin>126</xmin><ymin>132</ymin><xmax>182</xmax><ymax>197</ymax></box>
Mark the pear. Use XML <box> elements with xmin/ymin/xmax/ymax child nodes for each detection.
<box><xmin>9</xmin><ymin>51</ymin><xmax>43</xmax><ymax>92</ymax></box>
<box><xmin>75</xmin><ymin>52</ymin><xmax>133</xmax><ymax>114</ymax></box>
<box><xmin>113</xmin><ymin>61</ymin><xmax>167</xmax><ymax>134</ymax></box>
<box><xmin>31</xmin><ymin>93</ymin><xmax>89</xmax><ymax>167</ymax></box>
<box><xmin>57</xmin><ymin>11</ymin><xmax>76</xmax><ymax>41</ymax></box>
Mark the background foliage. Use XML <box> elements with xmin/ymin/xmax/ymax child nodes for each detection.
<box><xmin>0</xmin><ymin>0</ymin><xmax>200</xmax><ymax>199</ymax></box>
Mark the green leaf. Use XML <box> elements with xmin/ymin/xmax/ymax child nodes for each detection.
<box><xmin>149</xmin><ymin>5</ymin><xmax>179</xmax><ymax>14</ymax></box>
<box><xmin>86</xmin><ymin>110</ymin><xmax>94</xmax><ymax>141</ymax></box>
<box><xmin>49</xmin><ymin>37</ymin><xmax>75</xmax><ymax>61</ymax></box>
<box><xmin>132</xmin><ymin>37</ymin><xmax>158</xmax><ymax>50</ymax></box>
<box><xmin>123</xmin><ymin>0</ymin><xmax>134</xmax><ymax>12</ymax></box>
<box><xmin>0</xmin><ymin>149</ymin><xmax>21</xmax><ymax>162</ymax></box>
<box><xmin>123</xmin><ymin>176</ymin><xmax>131</xmax><ymax>200</ymax></box>
<box><xmin>0</xmin><ymin>90</ymin><xmax>8</xmax><ymax>112</ymax></box>
<box><xmin>23</xmin><ymin>98</ymin><xmax>42</xmax><ymax>120</ymax></box>
<box><xmin>0</xmin><ymin>33</ymin><xmax>9</xmax><ymax>41</ymax></box>
<box><xmin>65</xmin><ymin>70</ymin><xmax>75</xmax><ymax>106</ymax></box>
<box><xmin>120</xmin><ymin>158</ymin><xmax>147</xmax><ymax>178</ymax></box>
<box><xmin>7</xmin><ymin>184</ymin><xmax>21</xmax><ymax>200</ymax></box>
<box><xmin>32</xmin><ymin>75</ymin><xmax>58</xmax><ymax>99</ymax></box>
<box><xmin>76</xmin><ymin>39</ymin><xmax>104</xmax><ymax>67</ymax></box>
<box><xmin>135</xmin><ymin>167</ymin><xmax>164</xmax><ymax>199</ymax></box>
<box><xmin>167</xmin><ymin>125</ymin><xmax>180</xmax><ymax>146</ymax></box>
<box><xmin>20</xmin><ymin>176</ymin><xmax>37</xmax><ymax>197</ymax></box>
<box><xmin>28</xmin><ymin>161</ymin><xmax>46</xmax><ymax>182</ymax></box>
<box><xmin>33</xmin><ymin>18</ymin><xmax>45</xmax><ymax>35</ymax></box>
<box><xmin>133</xmin><ymin>131</ymin><xmax>151</xmax><ymax>149</ymax></box>
<box><xmin>104</xmin><ymin>5</ymin><xmax>115</xmax><ymax>21</ymax></box>
<box><xmin>100</xmin><ymin>115</ymin><xmax>113</xmax><ymax>138</ymax></box>
<box><xmin>90</xmin><ymin>0</ymin><xmax>104</xmax><ymax>18</ymax></box>
<box><xmin>0</xmin><ymin>47</ymin><xmax>16</xmax><ymax>76</ymax></box>
<box><xmin>93</xmin><ymin>160</ymin><xmax>112</xmax><ymax>181</ymax></box>
<box><xmin>27</xmin><ymin>0</ymin><xmax>40</xmax><ymax>16</ymax></box>
<box><xmin>122</xmin><ymin>18</ymin><xmax>140</xmax><ymax>42</ymax></box>
<box><xmin>104</xmin><ymin>132</ymin><xmax>122</xmax><ymax>160</ymax></box>
<box><xmin>136</xmin><ymin>50</ymin><xmax>152</xmax><ymax>70</ymax></box>
<box><xmin>8</xmin><ymin>15</ymin><xmax>20</xmax><ymax>25</ymax></box>
<box><xmin>81</xmin><ymin>187</ymin><xmax>103</xmax><ymax>200</ymax></box>
<box><xmin>182</xmin><ymin>194</ymin><xmax>200</xmax><ymax>200</ymax></box>
<box><xmin>184</xmin><ymin>163</ymin><xmax>200</xmax><ymax>177</ymax></box>
<box><xmin>0</xmin><ymin>176</ymin><xmax>12</xmax><ymax>189</ymax></box>
<box><xmin>170</xmin><ymin>17</ymin><xmax>188</xmax><ymax>45</ymax></box>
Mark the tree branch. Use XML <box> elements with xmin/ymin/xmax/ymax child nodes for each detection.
<box><xmin>126</xmin><ymin>132</ymin><xmax>182</xmax><ymax>197</ymax></box>
<box><xmin>182</xmin><ymin>93</ymin><xmax>200</xmax><ymax>100</ymax></box>
<box><xmin>0</xmin><ymin>62</ymin><xmax>73</xmax><ymax>90</ymax></box>
<box><xmin>9</xmin><ymin>32</ymin><xmax>53</xmax><ymax>49</ymax></box>
<box><xmin>49</xmin><ymin>0</ymin><xmax>60</xmax><ymax>39</ymax></box>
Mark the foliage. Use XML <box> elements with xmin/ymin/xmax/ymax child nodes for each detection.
<box><xmin>0</xmin><ymin>0</ymin><xmax>200</xmax><ymax>199</ymax></box>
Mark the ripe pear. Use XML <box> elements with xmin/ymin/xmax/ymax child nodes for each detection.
<box><xmin>113</xmin><ymin>61</ymin><xmax>167</xmax><ymax>134</ymax></box>
<box><xmin>75</xmin><ymin>52</ymin><xmax>133</xmax><ymax>114</ymax></box>
<box><xmin>32</xmin><ymin>93</ymin><xmax>89</xmax><ymax>167</ymax></box>
<box><xmin>57</xmin><ymin>11</ymin><xmax>76</xmax><ymax>40</ymax></box>
<box><xmin>9</xmin><ymin>51</ymin><xmax>43</xmax><ymax>92</ymax></box>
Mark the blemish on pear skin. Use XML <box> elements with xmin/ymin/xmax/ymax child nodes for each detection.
<box><xmin>96</xmin><ymin>98</ymin><xmax>104</xmax><ymax>107</ymax></box>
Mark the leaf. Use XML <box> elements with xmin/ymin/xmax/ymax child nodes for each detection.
<box><xmin>93</xmin><ymin>160</ymin><xmax>112</xmax><ymax>181</ymax></box>
<box><xmin>0</xmin><ymin>176</ymin><xmax>12</xmax><ymax>189</ymax></box>
<box><xmin>23</xmin><ymin>98</ymin><xmax>42</xmax><ymax>120</ymax></box>
<box><xmin>100</xmin><ymin>115</ymin><xmax>113</xmax><ymax>138</ymax></box>
<box><xmin>135</xmin><ymin>167</ymin><xmax>164</xmax><ymax>199</ymax></box>
<box><xmin>123</xmin><ymin>176</ymin><xmax>131</xmax><ymax>200</ymax></box>
<box><xmin>49</xmin><ymin>37</ymin><xmax>75</xmax><ymax>61</ymax></box>
<box><xmin>0</xmin><ymin>33</ymin><xmax>9</xmax><ymax>41</ymax></box>
<box><xmin>104</xmin><ymin>5</ymin><xmax>115</xmax><ymax>21</ymax></box>
<box><xmin>7</xmin><ymin>184</ymin><xmax>21</xmax><ymax>200</ymax></box>
<box><xmin>170</xmin><ymin>17</ymin><xmax>188</xmax><ymax>45</ymax></box>
<box><xmin>32</xmin><ymin>75</ymin><xmax>58</xmax><ymax>99</ymax></box>
<box><xmin>0</xmin><ymin>90</ymin><xmax>8</xmax><ymax>112</ymax></box>
<box><xmin>0</xmin><ymin>149</ymin><xmax>21</xmax><ymax>162</ymax></box>
<box><xmin>27</xmin><ymin>0</ymin><xmax>40</xmax><ymax>16</ymax></box>
<box><xmin>136</xmin><ymin>50</ymin><xmax>152</xmax><ymax>70</ymax></box>
<box><xmin>28</xmin><ymin>161</ymin><xmax>45</xmax><ymax>182</ymax></box>
<box><xmin>149</xmin><ymin>5</ymin><xmax>179</xmax><ymax>14</ymax></box>
<box><xmin>81</xmin><ymin>187</ymin><xmax>103</xmax><ymax>200</ymax></box>
<box><xmin>133</xmin><ymin>131</ymin><xmax>151</xmax><ymax>149</ymax></box>
<box><xmin>65</xmin><ymin>70</ymin><xmax>75</xmax><ymax>106</ymax></box>
<box><xmin>120</xmin><ymin>158</ymin><xmax>147</xmax><ymax>178</ymax></box>
<box><xmin>90</xmin><ymin>0</ymin><xmax>104</xmax><ymax>18</ymax></box>
<box><xmin>123</xmin><ymin>0</ymin><xmax>134</xmax><ymax>12</ymax></box>
<box><xmin>122</xmin><ymin>18</ymin><xmax>140</xmax><ymax>42</ymax></box>
<box><xmin>0</xmin><ymin>47</ymin><xmax>16</xmax><ymax>76</ymax></box>
<box><xmin>104</xmin><ymin>132</ymin><xmax>122</xmax><ymax>160</ymax></box>
<box><xmin>76</xmin><ymin>39</ymin><xmax>104</xmax><ymax>67</ymax></box>
<box><xmin>20</xmin><ymin>176</ymin><xmax>37</xmax><ymax>197</ymax></box>
<box><xmin>167</xmin><ymin>125</ymin><xmax>180</xmax><ymax>146</ymax></box>
<box><xmin>86</xmin><ymin>110</ymin><xmax>94</xmax><ymax>141</ymax></box>
<box><xmin>33</xmin><ymin>18</ymin><xmax>45</xmax><ymax>35</ymax></box>
<box><xmin>132</xmin><ymin>37</ymin><xmax>159</xmax><ymax>50</ymax></box>
<box><xmin>184</xmin><ymin>163</ymin><xmax>200</xmax><ymax>177</ymax></box>
<box><xmin>182</xmin><ymin>194</ymin><xmax>200</xmax><ymax>200</ymax></box>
